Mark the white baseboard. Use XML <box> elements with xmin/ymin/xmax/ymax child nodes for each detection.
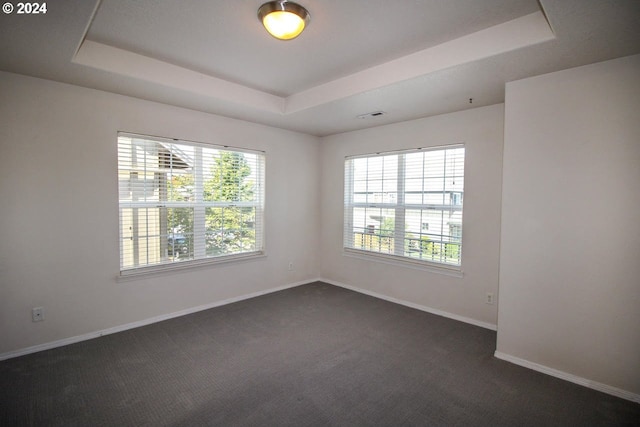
<box><xmin>320</xmin><ymin>277</ymin><xmax>497</xmax><ymax>331</ymax></box>
<box><xmin>494</xmin><ymin>351</ymin><xmax>640</xmax><ymax>403</ymax></box>
<box><xmin>5</xmin><ymin>278</ymin><xmax>637</xmax><ymax>404</ymax></box>
<box><xmin>0</xmin><ymin>279</ymin><xmax>312</xmax><ymax>361</ymax></box>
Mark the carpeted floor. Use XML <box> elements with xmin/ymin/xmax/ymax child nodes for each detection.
<box><xmin>1</xmin><ymin>281</ymin><xmax>638</xmax><ymax>426</ymax></box>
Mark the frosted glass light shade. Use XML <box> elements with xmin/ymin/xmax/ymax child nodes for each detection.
<box><xmin>258</xmin><ymin>1</ymin><xmax>310</xmax><ymax>40</ymax></box>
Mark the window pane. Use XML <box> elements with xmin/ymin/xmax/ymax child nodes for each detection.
<box><xmin>405</xmin><ymin>178</ymin><xmax>423</xmax><ymax>204</ymax></box>
<box><xmin>167</xmin><ymin>231</ymin><xmax>194</xmax><ymax>261</ymax></box>
<box><xmin>404</xmin><ymin>152</ymin><xmax>423</xmax><ymax>179</ymax></box>
<box><xmin>203</xmin><ymin>151</ymin><xmax>259</xmax><ymax>203</ymax></box>
<box><xmin>344</xmin><ymin>145</ymin><xmax>464</xmax><ymax>267</ymax></box>
<box><xmin>353</xmin><ymin>179</ymin><xmax>367</xmax><ymax>203</ymax></box>
<box><xmin>118</xmin><ymin>134</ymin><xmax>265</xmax><ymax>272</ymax></box>
<box><xmin>403</xmin><ymin>208</ymin><xmax>462</xmax><ymax>265</ymax></box>
<box><xmin>205</xmin><ymin>207</ymin><xmax>257</xmax><ymax>256</ymax></box>
<box><xmin>350</xmin><ymin>207</ymin><xmax>395</xmax><ymax>254</ymax></box>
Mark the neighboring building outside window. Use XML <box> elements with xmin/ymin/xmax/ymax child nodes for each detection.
<box><xmin>117</xmin><ymin>133</ymin><xmax>265</xmax><ymax>275</ymax></box>
<box><xmin>343</xmin><ymin>144</ymin><xmax>465</xmax><ymax>269</ymax></box>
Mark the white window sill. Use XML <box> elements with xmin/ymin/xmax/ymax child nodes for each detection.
<box><xmin>342</xmin><ymin>249</ymin><xmax>464</xmax><ymax>278</ymax></box>
<box><xmin>117</xmin><ymin>251</ymin><xmax>266</xmax><ymax>282</ymax></box>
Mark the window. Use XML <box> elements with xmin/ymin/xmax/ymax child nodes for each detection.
<box><xmin>344</xmin><ymin>145</ymin><xmax>464</xmax><ymax>268</ymax></box>
<box><xmin>117</xmin><ymin>133</ymin><xmax>265</xmax><ymax>274</ymax></box>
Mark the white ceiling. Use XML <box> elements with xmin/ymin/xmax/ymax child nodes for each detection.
<box><xmin>1</xmin><ymin>0</ymin><xmax>639</xmax><ymax>136</ymax></box>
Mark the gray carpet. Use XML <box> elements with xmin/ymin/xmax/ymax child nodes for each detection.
<box><xmin>1</xmin><ymin>281</ymin><xmax>638</xmax><ymax>426</ymax></box>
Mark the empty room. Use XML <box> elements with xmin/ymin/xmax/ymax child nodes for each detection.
<box><xmin>1</xmin><ymin>0</ymin><xmax>639</xmax><ymax>425</ymax></box>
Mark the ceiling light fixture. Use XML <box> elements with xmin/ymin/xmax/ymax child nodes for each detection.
<box><xmin>258</xmin><ymin>1</ymin><xmax>310</xmax><ymax>40</ymax></box>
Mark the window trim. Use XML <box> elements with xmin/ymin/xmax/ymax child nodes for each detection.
<box><xmin>342</xmin><ymin>248</ymin><xmax>464</xmax><ymax>278</ymax></box>
<box><xmin>117</xmin><ymin>252</ymin><xmax>267</xmax><ymax>281</ymax></box>
<box><xmin>117</xmin><ymin>132</ymin><xmax>266</xmax><ymax>277</ymax></box>
<box><xmin>343</xmin><ymin>144</ymin><xmax>465</xmax><ymax>273</ymax></box>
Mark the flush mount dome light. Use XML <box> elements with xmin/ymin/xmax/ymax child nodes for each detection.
<box><xmin>258</xmin><ymin>1</ymin><xmax>310</xmax><ymax>40</ymax></box>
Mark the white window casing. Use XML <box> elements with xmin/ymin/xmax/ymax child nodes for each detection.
<box><xmin>117</xmin><ymin>133</ymin><xmax>265</xmax><ymax>276</ymax></box>
<box><xmin>344</xmin><ymin>144</ymin><xmax>465</xmax><ymax>271</ymax></box>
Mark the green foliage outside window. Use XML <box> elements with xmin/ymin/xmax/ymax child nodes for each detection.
<box><xmin>166</xmin><ymin>151</ymin><xmax>257</xmax><ymax>259</ymax></box>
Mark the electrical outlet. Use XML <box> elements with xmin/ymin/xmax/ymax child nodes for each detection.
<box><xmin>288</xmin><ymin>261</ymin><xmax>294</xmax><ymax>271</ymax></box>
<box><xmin>485</xmin><ymin>293</ymin><xmax>494</xmax><ymax>305</ymax></box>
<box><xmin>32</xmin><ymin>307</ymin><xmax>44</xmax><ymax>322</ymax></box>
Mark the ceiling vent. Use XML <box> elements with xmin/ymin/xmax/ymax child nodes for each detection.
<box><xmin>357</xmin><ymin>111</ymin><xmax>386</xmax><ymax>119</ymax></box>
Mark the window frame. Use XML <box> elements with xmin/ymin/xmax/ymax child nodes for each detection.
<box><xmin>343</xmin><ymin>144</ymin><xmax>465</xmax><ymax>274</ymax></box>
<box><xmin>117</xmin><ymin>132</ymin><xmax>266</xmax><ymax>278</ymax></box>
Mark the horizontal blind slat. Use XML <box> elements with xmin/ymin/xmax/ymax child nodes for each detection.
<box><xmin>118</xmin><ymin>134</ymin><xmax>265</xmax><ymax>272</ymax></box>
<box><xmin>344</xmin><ymin>145</ymin><xmax>464</xmax><ymax>267</ymax></box>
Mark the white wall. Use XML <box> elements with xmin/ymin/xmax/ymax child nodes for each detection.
<box><xmin>319</xmin><ymin>105</ymin><xmax>504</xmax><ymax>328</ymax></box>
<box><xmin>0</xmin><ymin>72</ymin><xmax>321</xmax><ymax>356</ymax></box>
<box><xmin>497</xmin><ymin>54</ymin><xmax>640</xmax><ymax>397</ymax></box>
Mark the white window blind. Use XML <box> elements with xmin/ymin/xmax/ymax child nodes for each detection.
<box><xmin>117</xmin><ymin>133</ymin><xmax>265</xmax><ymax>274</ymax></box>
<box><xmin>344</xmin><ymin>145</ymin><xmax>465</xmax><ymax>268</ymax></box>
